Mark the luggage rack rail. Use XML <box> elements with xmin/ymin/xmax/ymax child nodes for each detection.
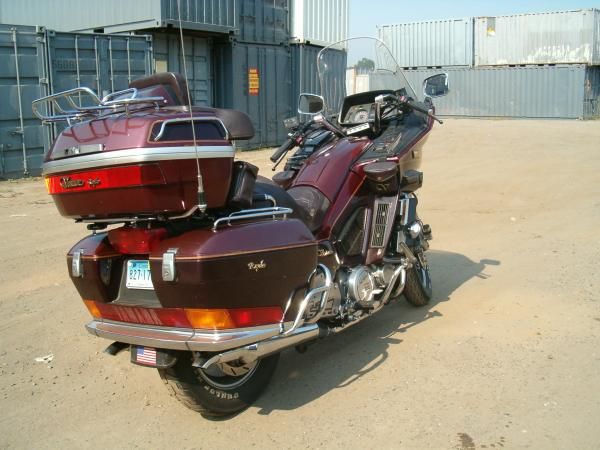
<box><xmin>32</xmin><ymin>87</ymin><xmax>166</xmax><ymax>124</ymax></box>
<box><xmin>212</xmin><ymin>207</ymin><xmax>293</xmax><ymax>231</ymax></box>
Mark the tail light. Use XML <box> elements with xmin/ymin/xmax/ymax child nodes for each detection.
<box><xmin>108</xmin><ymin>227</ymin><xmax>167</xmax><ymax>254</ymax></box>
<box><xmin>45</xmin><ymin>164</ymin><xmax>165</xmax><ymax>195</ymax></box>
<box><xmin>83</xmin><ymin>300</ymin><xmax>283</xmax><ymax>329</ymax></box>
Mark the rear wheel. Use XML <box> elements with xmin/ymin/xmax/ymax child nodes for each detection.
<box><xmin>159</xmin><ymin>352</ymin><xmax>279</xmax><ymax>418</ymax></box>
<box><xmin>403</xmin><ymin>251</ymin><xmax>432</xmax><ymax>306</ymax></box>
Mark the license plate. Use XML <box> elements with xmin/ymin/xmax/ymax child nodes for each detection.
<box><xmin>126</xmin><ymin>260</ymin><xmax>154</xmax><ymax>290</ymax></box>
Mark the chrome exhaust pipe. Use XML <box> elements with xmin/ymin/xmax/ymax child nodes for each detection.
<box><xmin>197</xmin><ymin>323</ymin><xmax>324</xmax><ymax>369</ymax></box>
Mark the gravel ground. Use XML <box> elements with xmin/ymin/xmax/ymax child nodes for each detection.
<box><xmin>0</xmin><ymin>118</ymin><xmax>599</xmax><ymax>449</ymax></box>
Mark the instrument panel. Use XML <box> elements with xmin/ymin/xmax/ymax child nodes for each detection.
<box><xmin>343</xmin><ymin>103</ymin><xmax>373</xmax><ymax>124</ymax></box>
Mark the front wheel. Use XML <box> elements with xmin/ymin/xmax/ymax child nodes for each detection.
<box><xmin>159</xmin><ymin>352</ymin><xmax>279</xmax><ymax>418</ymax></box>
<box><xmin>403</xmin><ymin>252</ymin><xmax>432</xmax><ymax>306</ymax></box>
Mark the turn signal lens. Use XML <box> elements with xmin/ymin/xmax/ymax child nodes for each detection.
<box><xmin>83</xmin><ymin>300</ymin><xmax>102</xmax><ymax>319</ymax></box>
<box><xmin>185</xmin><ymin>309</ymin><xmax>236</xmax><ymax>329</ymax></box>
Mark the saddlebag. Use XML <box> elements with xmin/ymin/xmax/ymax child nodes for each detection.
<box><xmin>67</xmin><ymin>219</ymin><xmax>317</xmax><ymax>315</ymax></box>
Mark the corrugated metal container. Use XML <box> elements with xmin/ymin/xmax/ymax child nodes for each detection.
<box><xmin>290</xmin><ymin>0</ymin><xmax>349</xmax><ymax>47</ymax></box>
<box><xmin>291</xmin><ymin>43</ymin><xmax>347</xmax><ymax>115</ymax></box>
<box><xmin>214</xmin><ymin>42</ymin><xmax>291</xmax><ymax>149</ymax></box>
<box><xmin>153</xmin><ymin>33</ymin><xmax>212</xmax><ymax>106</ymax></box>
<box><xmin>45</xmin><ymin>30</ymin><xmax>153</xmax><ymax>144</ymax></box>
<box><xmin>399</xmin><ymin>65</ymin><xmax>600</xmax><ymax>119</ymax></box>
<box><xmin>0</xmin><ymin>0</ymin><xmax>236</xmax><ymax>34</ymax></box>
<box><xmin>237</xmin><ymin>0</ymin><xmax>289</xmax><ymax>44</ymax></box>
<box><xmin>0</xmin><ymin>24</ymin><xmax>153</xmax><ymax>178</ymax></box>
<box><xmin>378</xmin><ymin>18</ymin><xmax>474</xmax><ymax>68</ymax></box>
<box><xmin>474</xmin><ymin>9</ymin><xmax>600</xmax><ymax>66</ymax></box>
<box><xmin>0</xmin><ymin>24</ymin><xmax>49</xmax><ymax>177</ymax></box>
<box><xmin>46</xmin><ymin>30</ymin><xmax>153</xmax><ymax>97</ymax></box>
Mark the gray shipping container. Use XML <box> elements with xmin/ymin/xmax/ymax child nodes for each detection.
<box><xmin>0</xmin><ymin>24</ymin><xmax>152</xmax><ymax>178</ymax></box>
<box><xmin>0</xmin><ymin>0</ymin><xmax>236</xmax><ymax>34</ymax></box>
<box><xmin>0</xmin><ymin>0</ymin><xmax>290</xmax><ymax>45</ymax></box>
<box><xmin>214</xmin><ymin>42</ymin><xmax>291</xmax><ymax>149</ymax></box>
<box><xmin>0</xmin><ymin>24</ymin><xmax>49</xmax><ymax>177</ymax></box>
<box><xmin>400</xmin><ymin>65</ymin><xmax>600</xmax><ymax>119</ymax></box>
<box><xmin>474</xmin><ymin>9</ymin><xmax>600</xmax><ymax>66</ymax></box>
<box><xmin>290</xmin><ymin>0</ymin><xmax>349</xmax><ymax>48</ymax></box>
<box><xmin>153</xmin><ymin>33</ymin><xmax>212</xmax><ymax>106</ymax></box>
<box><xmin>378</xmin><ymin>18</ymin><xmax>474</xmax><ymax>68</ymax></box>
<box><xmin>291</xmin><ymin>43</ymin><xmax>347</xmax><ymax>116</ymax></box>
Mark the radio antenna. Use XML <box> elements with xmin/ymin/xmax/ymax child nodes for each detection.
<box><xmin>177</xmin><ymin>0</ymin><xmax>207</xmax><ymax>213</ymax></box>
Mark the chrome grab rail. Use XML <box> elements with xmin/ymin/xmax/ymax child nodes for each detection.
<box><xmin>153</xmin><ymin>117</ymin><xmax>230</xmax><ymax>141</ymax></box>
<box><xmin>32</xmin><ymin>87</ymin><xmax>166</xmax><ymax>124</ymax></box>
<box><xmin>212</xmin><ymin>207</ymin><xmax>293</xmax><ymax>231</ymax></box>
<box><xmin>281</xmin><ymin>264</ymin><xmax>332</xmax><ymax>336</ymax></box>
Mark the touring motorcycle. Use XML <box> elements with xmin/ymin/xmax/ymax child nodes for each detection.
<box><xmin>34</xmin><ymin>37</ymin><xmax>448</xmax><ymax>417</ymax></box>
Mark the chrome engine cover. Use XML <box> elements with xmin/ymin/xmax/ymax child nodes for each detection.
<box><xmin>347</xmin><ymin>266</ymin><xmax>376</xmax><ymax>308</ymax></box>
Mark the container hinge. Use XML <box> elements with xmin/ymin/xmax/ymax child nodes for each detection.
<box><xmin>72</xmin><ymin>249</ymin><xmax>84</xmax><ymax>278</ymax></box>
<box><xmin>162</xmin><ymin>248</ymin><xmax>178</xmax><ymax>282</ymax></box>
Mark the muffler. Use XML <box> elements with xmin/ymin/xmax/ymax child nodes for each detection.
<box><xmin>195</xmin><ymin>323</ymin><xmax>325</xmax><ymax>369</ymax></box>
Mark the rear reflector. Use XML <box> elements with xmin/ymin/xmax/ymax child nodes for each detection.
<box><xmin>83</xmin><ymin>300</ymin><xmax>283</xmax><ymax>330</ymax></box>
<box><xmin>108</xmin><ymin>227</ymin><xmax>167</xmax><ymax>254</ymax></box>
<box><xmin>45</xmin><ymin>163</ymin><xmax>165</xmax><ymax>194</ymax></box>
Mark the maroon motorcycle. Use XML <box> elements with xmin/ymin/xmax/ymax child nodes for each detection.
<box><xmin>35</xmin><ymin>37</ymin><xmax>448</xmax><ymax>417</ymax></box>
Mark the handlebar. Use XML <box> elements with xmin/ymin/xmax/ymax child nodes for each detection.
<box><xmin>270</xmin><ymin>137</ymin><xmax>296</xmax><ymax>163</ymax></box>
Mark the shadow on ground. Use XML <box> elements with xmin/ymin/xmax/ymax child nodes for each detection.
<box><xmin>253</xmin><ymin>250</ymin><xmax>500</xmax><ymax>414</ymax></box>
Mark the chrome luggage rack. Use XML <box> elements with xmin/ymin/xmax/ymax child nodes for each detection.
<box><xmin>32</xmin><ymin>87</ymin><xmax>166</xmax><ymax>125</ymax></box>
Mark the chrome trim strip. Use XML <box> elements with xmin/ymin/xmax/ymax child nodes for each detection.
<box><xmin>42</xmin><ymin>145</ymin><xmax>235</xmax><ymax>176</ymax></box>
<box><xmin>85</xmin><ymin>320</ymin><xmax>288</xmax><ymax>352</ymax></box>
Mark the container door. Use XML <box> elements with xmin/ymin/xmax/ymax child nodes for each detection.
<box><xmin>153</xmin><ymin>34</ymin><xmax>212</xmax><ymax>106</ymax></box>
<box><xmin>0</xmin><ymin>25</ymin><xmax>49</xmax><ymax>177</ymax></box>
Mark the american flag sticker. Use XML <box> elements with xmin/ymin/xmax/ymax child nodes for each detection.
<box><xmin>135</xmin><ymin>346</ymin><xmax>157</xmax><ymax>366</ymax></box>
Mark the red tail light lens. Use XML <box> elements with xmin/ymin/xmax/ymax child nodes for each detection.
<box><xmin>83</xmin><ymin>300</ymin><xmax>283</xmax><ymax>330</ymax></box>
<box><xmin>45</xmin><ymin>164</ymin><xmax>165</xmax><ymax>194</ymax></box>
<box><xmin>108</xmin><ymin>227</ymin><xmax>167</xmax><ymax>254</ymax></box>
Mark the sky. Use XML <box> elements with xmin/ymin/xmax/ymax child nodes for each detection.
<box><xmin>349</xmin><ymin>0</ymin><xmax>600</xmax><ymax>36</ymax></box>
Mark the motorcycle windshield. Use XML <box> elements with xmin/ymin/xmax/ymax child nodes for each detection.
<box><xmin>317</xmin><ymin>37</ymin><xmax>417</xmax><ymax>116</ymax></box>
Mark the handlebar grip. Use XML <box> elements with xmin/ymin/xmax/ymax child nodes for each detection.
<box><xmin>408</xmin><ymin>101</ymin><xmax>433</xmax><ymax>116</ymax></box>
<box><xmin>270</xmin><ymin>137</ymin><xmax>295</xmax><ymax>163</ymax></box>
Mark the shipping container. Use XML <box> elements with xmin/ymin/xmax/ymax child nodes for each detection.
<box><xmin>398</xmin><ymin>65</ymin><xmax>600</xmax><ymax>119</ymax></box>
<box><xmin>153</xmin><ymin>33</ymin><xmax>212</xmax><ymax>106</ymax></box>
<box><xmin>291</xmin><ymin>43</ymin><xmax>347</xmax><ymax>116</ymax></box>
<box><xmin>0</xmin><ymin>24</ymin><xmax>49</xmax><ymax>177</ymax></box>
<box><xmin>0</xmin><ymin>0</ymin><xmax>236</xmax><ymax>34</ymax></box>
<box><xmin>474</xmin><ymin>9</ymin><xmax>600</xmax><ymax>66</ymax></box>
<box><xmin>378</xmin><ymin>18</ymin><xmax>474</xmax><ymax>68</ymax></box>
<box><xmin>237</xmin><ymin>0</ymin><xmax>289</xmax><ymax>45</ymax></box>
<box><xmin>0</xmin><ymin>24</ymin><xmax>153</xmax><ymax>178</ymax></box>
<box><xmin>290</xmin><ymin>0</ymin><xmax>349</xmax><ymax>47</ymax></box>
<box><xmin>214</xmin><ymin>42</ymin><xmax>292</xmax><ymax>149</ymax></box>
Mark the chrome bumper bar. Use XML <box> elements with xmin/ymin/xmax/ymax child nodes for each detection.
<box><xmin>85</xmin><ymin>320</ymin><xmax>287</xmax><ymax>352</ymax></box>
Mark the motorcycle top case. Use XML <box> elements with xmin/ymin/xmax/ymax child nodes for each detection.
<box><xmin>41</xmin><ymin>109</ymin><xmax>237</xmax><ymax>220</ymax></box>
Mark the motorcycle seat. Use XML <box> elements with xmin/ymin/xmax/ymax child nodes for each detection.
<box><xmin>253</xmin><ymin>177</ymin><xmax>329</xmax><ymax>233</ymax></box>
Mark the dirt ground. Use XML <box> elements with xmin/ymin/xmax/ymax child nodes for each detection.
<box><xmin>0</xmin><ymin>118</ymin><xmax>599</xmax><ymax>449</ymax></box>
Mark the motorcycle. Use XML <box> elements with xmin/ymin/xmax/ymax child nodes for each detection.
<box><xmin>34</xmin><ymin>37</ymin><xmax>449</xmax><ymax>417</ymax></box>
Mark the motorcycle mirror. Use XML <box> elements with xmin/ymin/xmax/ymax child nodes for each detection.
<box><xmin>423</xmin><ymin>73</ymin><xmax>449</xmax><ymax>98</ymax></box>
<box><xmin>298</xmin><ymin>93</ymin><xmax>325</xmax><ymax>115</ymax></box>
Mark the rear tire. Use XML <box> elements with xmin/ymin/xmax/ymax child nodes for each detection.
<box><xmin>159</xmin><ymin>352</ymin><xmax>279</xmax><ymax>418</ymax></box>
<box><xmin>403</xmin><ymin>254</ymin><xmax>432</xmax><ymax>306</ymax></box>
